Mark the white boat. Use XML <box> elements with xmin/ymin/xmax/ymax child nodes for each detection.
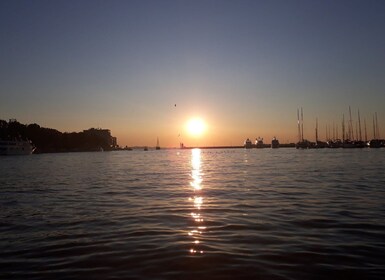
<box><xmin>0</xmin><ymin>139</ymin><xmax>36</xmax><ymax>155</ymax></box>
<box><xmin>255</xmin><ymin>137</ymin><xmax>264</xmax><ymax>148</ymax></box>
<box><xmin>244</xmin><ymin>138</ymin><xmax>252</xmax><ymax>149</ymax></box>
<box><xmin>271</xmin><ymin>137</ymin><xmax>280</xmax><ymax>148</ymax></box>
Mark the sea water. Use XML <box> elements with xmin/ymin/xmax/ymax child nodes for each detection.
<box><xmin>1</xmin><ymin>148</ymin><xmax>385</xmax><ymax>279</ymax></box>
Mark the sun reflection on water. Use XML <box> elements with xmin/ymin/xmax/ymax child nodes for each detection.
<box><xmin>188</xmin><ymin>148</ymin><xmax>205</xmax><ymax>255</ymax></box>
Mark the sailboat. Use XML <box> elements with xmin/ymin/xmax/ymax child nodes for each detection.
<box><xmin>315</xmin><ymin>118</ymin><xmax>327</xmax><ymax>148</ymax></box>
<box><xmin>368</xmin><ymin>112</ymin><xmax>382</xmax><ymax>148</ymax></box>
<box><xmin>295</xmin><ymin>108</ymin><xmax>311</xmax><ymax>149</ymax></box>
<box><xmin>156</xmin><ymin>137</ymin><xmax>160</xmax><ymax>150</ymax></box>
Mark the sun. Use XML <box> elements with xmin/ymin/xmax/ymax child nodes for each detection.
<box><xmin>186</xmin><ymin>118</ymin><xmax>206</xmax><ymax>137</ymax></box>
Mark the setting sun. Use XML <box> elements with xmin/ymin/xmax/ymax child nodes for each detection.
<box><xmin>186</xmin><ymin>118</ymin><xmax>206</xmax><ymax>137</ymax></box>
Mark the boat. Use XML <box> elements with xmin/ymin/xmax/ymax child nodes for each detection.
<box><xmin>352</xmin><ymin>140</ymin><xmax>366</xmax><ymax>148</ymax></box>
<box><xmin>255</xmin><ymin>137</ymin><xmax>264</xmax><ymax>148</ymax></box>
<box><xmin>0</xmin><ymin>139</ymin><xmax>36</xmax><ymax>155</ymax></box>
<box><xmin>296</xmin><ymin>108</ymin><xmax>311</xmax><ymax>149</ymax></box>
<box><xmin>326</xmin><ymin>139</ymin><xmax>342</xmax><ymax>148</ymax></box>
<box><xmin>244</xmin><ymin>138</ymin><xmax>252</xmax><ymax>149</ymax></box>
<box><xmin>156</xmin><ymin>137</ymin><xmax>160</xmax><ymax>150</ymax></box>
<box><xmin>271</xmin><ymin>137</ymin><xmax>280</xmax><ymax>148</ymax></box>
<box><xmin>295</xmin><ymin>139</ymin><xmax>312</xmax><ymax>149</ymax></box>
<box><xmin>368</xmin><ymin>139</ymin><xmax>382</xmax><ymax>148</ymax></box>
<box><xmin>144</xmin><ymin>146</ymin><xmax>148</xmax><ymax>151</ymax></box>
<box><xmin>368</xmin><ymin>112</ymin><xmax>382</xmax><ymax>148</ymax></box>
<box><xmin>314</xmin><ymin>118</ymin><xmax>327</xmax><ymax>148</ymax></box>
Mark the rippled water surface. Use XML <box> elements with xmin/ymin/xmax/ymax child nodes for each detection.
<box><xmin>1</xmin><ymin>148</ymin><xmax>385</xmax><ymax>279</ymax></box>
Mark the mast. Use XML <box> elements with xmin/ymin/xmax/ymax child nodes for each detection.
<box><xmin>375</xmin><ymin>112</ymin><xmax>380</xmax><ymax>139</ymax></box>
<box><xmin>315</xmin><ymin>118</ymin><xmax>318</xmax><ymax>143</ymax></box>
<box><xmin>325</xmin><ymin>124</ymin><xmax>328</xmax><ymax>141</ymax></box>
<box><xmin>336</xmin><ymin>124</ymin><xmax>339</xmax><ymax>140</ymax></box>
<box><xmin>329</xmin><ymin>125</ymin><xmax>331</xmax><ymax>141</ymax></box>
<box><xmin>349</xmin><ymin>106</ymin><xmax>353</xmax><ymax>140</ymax></box>
<box><xmin>358</xmin><ymin>109</ymin><xmax>362</xmax><ymax>141</ymax></box>
<box><xmin>364</xmin><ymin>118</ymin><xmax>368</xmax><ymax>142</ymax></box>
<box><xmin>297</xmin><ymin>109</ymin><xmax>301</xmax><ymax>143</ymax></box>
<box><xmin>373</xmin><ymin>115</ymin><xmax>376</xmax><ymax>139</ymax></box>
<box><xmin>301</xmin><ymin>107</ymin><xmax>304</xmax><ymax>142</ymax></box>
<box><xmin>156</xmin><ymin>137</ymin><xmax>160</xmax><ymax>149</ymax></box>
<box><xmin>342</xmin><ymin>114</ymin><xmax>345</xmax><ymax>142</ymax></box>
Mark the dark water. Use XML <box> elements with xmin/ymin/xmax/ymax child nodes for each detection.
<box><xmin>1</xmin><ymin>148</ymin><xmax>385</xmax><ymax>279</ymax></box>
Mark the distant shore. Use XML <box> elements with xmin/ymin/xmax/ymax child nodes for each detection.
<box><xmin>120</xmin><ymin>143</ymin><xmax>296</xmax><ymax>151</ymax></box>
<box><xmin>178</xmin><ymin>143</ymin><xmax>296</xmax><ymax>149</ymax></box>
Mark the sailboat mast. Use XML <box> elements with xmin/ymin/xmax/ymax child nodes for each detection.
<box><xmin>375</xmin><ymin>112</ymin><xmax>380</xmax><ymax>139</ymax></box>
<box><xmin>297</xmin><ymin>109</ymin><xmax>301</xmax><ymax>143</ymax></box>
<box><xmin>336</xmin><ymin>124</ymin><xmax>339</xmax><ymax>140</ymax></box>
<box><xmin>349</xmin><ymin>106</ymin><xmax>353</xmax><ymax>140</ymax></box>
<box><xmin>373</xmin><ymin>115</ymin><xmax>376</xmax><ymax>139</ymax></box>
<box><xmin>364</xmin><ymin>118</ymin><xmax>368</xmax><ymax>142</ymax></box>
<box><xmin>325</xmin><ymin>124</ymin><xmax>328</xmax><ymax>141</ymax></box>
<box><xmin>329</xmin><ymin>124</ymin><xmax>331</xmax><ymax>141</ymax></box>
<box><xmin>315</xmin><ymin>118</ymin><xmax>318</xmax><ymax>143</ymax></box>
<box><xmin>301</xmin><ymin>107</ymin><xmax>304</xmax><ymax>142</ymax></box>
<box><xmin>358</xmin><ymin>109</ymin><xmax>362</xmax><ymax>141</ymax></box>
<box><xmin>342</xmin><ymin>114</ymin><xmax>345</xmax><ymax>142</ymax></box>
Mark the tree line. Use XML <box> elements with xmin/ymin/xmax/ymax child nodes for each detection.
<box><xmin>0</xmin><ymin>119</ymin><xmax>114</xmax><ymax>153</ymax></box>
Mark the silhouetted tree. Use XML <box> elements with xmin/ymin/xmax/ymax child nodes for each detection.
<box><xmin>1</xmin><ymin>119</ymin><xmax>115</xmax><ymax>153</ymax></box>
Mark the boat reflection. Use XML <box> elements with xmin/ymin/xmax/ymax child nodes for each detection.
<box><xmin>188</xmin><ymin>148</ymin><xmax>205</xmax><ymax>254</ymax></box>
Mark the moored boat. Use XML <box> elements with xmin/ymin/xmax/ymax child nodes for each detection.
<box><xmin>156</xmin><ymin>137</ymin><xmax>160</xmax><ymax>150</ymax></box>
<box><xmin>255</xmin><ymin>137</ymin><xmax>264</xmax><ymax>148</ymax></box>
<box><xmin>342</xmin><ymin>139</ymin><xmax>356</xmax><ymax>148</ymax></box>
<box><xmin>244</xmin><ymin>138</ymin><xmax>252</xmax><ymax>149</ymax></box>
<box><xmin>295</xmin><ymin>108</ymin><xmax>311</xmax><ymax>149</ymax></box>
<box><xmin>0</xmin><ymin>139</ymin><xmax>36</xmax><ymax>155</ymax></box>
<box><xmin>295</xmin><ymin>139</ymin><xmax>312</xmax><ymax>149</ymax></box>
<box><xmin>271</xmin><ymin>137</ymin><xmax>279</xmax><ymax>148</ymax></box>
<box><xmin>327</xmin><ymin>139</ymin><xmax>342</xmax><ymax>148</ymax></box>
<box><xmin>368</xmin><ymin>139</ymin><xmax>382</xmax><ymax>148</ymax></box>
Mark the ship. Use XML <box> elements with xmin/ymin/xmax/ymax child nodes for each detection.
<box><xmin>255</xmin><ymin>137</ymin><xmax>264</xmax><ymax>148</ymax></box>
<box><xmin>0</xmin><ymin>139</ymin><xmax>36</xmax><ymax>155</ymax></box>
<box><xmin>271</xmin><ymin>137</ymin><xmax>280</xmax><ymax>148</ymax></box>
<box><xmin>244</xmin><ymin>138</ymin><xmax>252</xmax><ymax>149</ymax></box>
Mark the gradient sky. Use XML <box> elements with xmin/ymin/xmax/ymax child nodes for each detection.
<box><xmin>1</xmin><ymin>0</ymin><xmax>385</xmax><ymax>147</ymax></box>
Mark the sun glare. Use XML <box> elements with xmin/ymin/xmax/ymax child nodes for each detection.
<box><xmin>186</xmin><ymin>118</ymin><xmax>206</xmax><ymax>137</ymax></box>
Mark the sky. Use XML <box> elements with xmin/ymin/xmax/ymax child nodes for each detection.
<box><xmin>1</xmin><ymin>0</ymin><xmax>385</xmax><ymax>147</ymax></box>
